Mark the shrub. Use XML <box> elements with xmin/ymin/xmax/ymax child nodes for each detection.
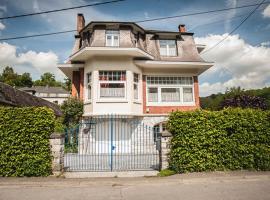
<box><xmin>0</xmin><ymin>107</ymin><xmax>55</xmax><ymax>176</ymax></box>
<box><xmin>61</xmin><ymin>97</ymin><xmax>83</xmax><ymax>127</ymax></box>
<box><xmin>167</xmin><ymin>108</ymin><xmax>270</xmax><ymax>173</ymax></box>
<box><xmin>158</xmin><ymin>169</ymin><xmax>176</xmax><ymax>177</ymax></box>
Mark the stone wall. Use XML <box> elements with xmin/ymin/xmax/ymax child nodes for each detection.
<box><xmin>160</xmin><ymin>131</ymin><xmax>172</xmax><ymax>170</ymax></box>
<box><xmin>49</xmin><ymin>133</ymin><xmax>65</xmax><ymax>175</ymax></box>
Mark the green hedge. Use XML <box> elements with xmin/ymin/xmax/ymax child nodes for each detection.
<box><xmin>167</xmin><ymin>108</ymin><xmax>270</xmax><ymax>173</ymax></box>
<box><xmin>0</xmin><ymin>107</ymin><xmax>55</xmax><ymax>176</ymax></box>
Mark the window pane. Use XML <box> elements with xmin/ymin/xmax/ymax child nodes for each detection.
<box><xmin>99</xmin><ymin>71</ymin><xmax>126</xmax><ymax>81</ymax></box>
<box><xmin>88</xmin><ymin>85</ymin><xmax>91</xmax><ymax>99</ymax></box>
<box><xmin>161</xmin><ymin>88</ymin><xmax>180</xmax><ymax>102</ymax></box>
<box><xmin>148</xmin><ymin>87</ymin><xmax>158</xmax><ymax>102</ymax></box>
<box><xmin>160</xmin><ymin>47</ymin><xmax>167</xmax><ymax>56</ymax></box>
<box><xmin>100</xmin><ymin>83</ymin><xmax>125</xmax><ymax>98</ymax></box>
<box><xmin>183</xmin><ymin>88</ymin><xmax>193</xmax><ymax>102</ymax></box>
<box><xmin>134</xmin><ymin>84</ymin><xmax>138</xmax><ymax>99</ymax></box>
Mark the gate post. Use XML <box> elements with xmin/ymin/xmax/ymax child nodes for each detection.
<box><xmin>50</xmin><ymin>133</ymin><xmax>65</xmax><ymax>175</ymax></box>
<box><xmin>160</xmin><ymin>130</ymin><xmax>172</xmax><ymax>170</ymax></box>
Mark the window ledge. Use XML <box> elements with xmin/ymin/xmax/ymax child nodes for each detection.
<box><xmin>96</xmin><ymin>99</ymin><xmax>129</xmax><ymax>103</ymax></box>
<box><xmin>84</xmin><ymin>100</ymin><xmax>92</xmax><ymax>105</ymax></box>
<box><xmin>133</xmin><ymin>100</ymin><xmax>142</xmax><ymax>104</ymax></box>
<box><xmin>146</xmin><ymin>102</ymin><xmax>196</xmax><ymax>106</ymax></box>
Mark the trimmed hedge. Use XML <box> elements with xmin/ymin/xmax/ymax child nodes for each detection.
<box><xmin>0</xmin><ymin>107</ymin><xmax>55</xmax><ymax>176</ymax></box>
<box><xmin>167</xmin><ymin>108</ymin><xmax>270</xmax><ymax>173</ymax></box>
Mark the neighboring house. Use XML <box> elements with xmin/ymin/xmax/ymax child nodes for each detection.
<box><xmin>0</xmin><ymin>82</ymin><xmax>62</xmax><ymax>116</ymax></box>
<box><xmin>20</xmin><ymin>86</ymin><xmax>70</xmax><ymax>105</ymax></box>
<box><xmin>57</xmin><ymin>14</ymin><xmax>213</xmax><ymax>171</ymax></box>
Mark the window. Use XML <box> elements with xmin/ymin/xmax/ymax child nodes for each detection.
<box><xmin>159</xmin><ymin>40</ymin><xmax>177</xmax><ymax>56</ymax></box>
<box><xmin>161</xmin><ymin>88</ymin><xmax>180</xmax><ymax>102</ymax></box>
<box><xmin>146</xmin><ymin>76</ymin><xmax>194</xmax><ymax>104</ymax></box>
<box><xmin>133</xmin><ymin>73</ymin><xmax>139</xmax><ymax>100</ymax></box>
<box><xmin>87</xmin><ymin>72</ymin><xmax>92</xmax><ymax>100</ymax></box>
<box><xmin>99</xmin><ymin>71</ymin><xmax>126</xmax><ymax>98</ymax></box>
<box><xmin>106</xmin><ymin>30</ymin><xmax>119</xmax><ymax>47</ymax></box>
<box><xmin>183</xmin><ymin>87</ymin><xmax>193</xmax><ymax>102</ymax></box>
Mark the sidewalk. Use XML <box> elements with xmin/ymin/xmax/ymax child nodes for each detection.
<box><xmin>0</xmin><ymin>171</ymin><xmax>270</xmax><ymax>200</ymax></box>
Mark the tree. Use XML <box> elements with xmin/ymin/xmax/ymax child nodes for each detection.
<box><xmin>63</xmin><ymin>77</ymin><xmax>71</xmax><ymax>92</ymax></box>
<box><xmin>61</xmin><ymin>97</ymin><xmax>83</xmax><ymax>127</ymax></box>
<box><xmin>34</xmin><ymin>72</ymin><xmax>62</xmax><ymax>87</ymax></box>
<box><xmin>20</xmin><ymin>73</ymin><xmax>33</xmax><ymax>87</ymax></box>
<box><xmin>220</xmin><ymin>94</ymin><xmax>267</xmax><ymax>110</ymax></box>
<box><xmin>0</xmin><ymin>66</ymin><xmax>33</xmax><ymax>87</ymax></box>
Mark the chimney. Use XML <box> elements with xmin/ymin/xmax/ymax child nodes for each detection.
<box><xmin>77</xmin><ymin>13</ymin><xmax>85</xmax><ymax>33</ymax></box>
<box><xmin>178</xmin><ymin>24</ymin><xmax>186</xmax><ymax>33</ymax></box>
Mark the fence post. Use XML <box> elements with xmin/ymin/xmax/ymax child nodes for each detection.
<box><xmin>49</xmin><ymin>133</ymin><xmax>65</xmax><ymax>175</ymax></box>
<box><xmin>160</xmin><ymin>130</ymin><xmax>172</xmax><ymax>170</ymax></box>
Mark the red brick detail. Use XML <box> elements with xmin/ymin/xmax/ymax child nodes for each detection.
<box><xmin>79</xmin><ymin>68</ymin><xmax>84</xmax><ymax>100</ymax></box>
<box><xmin>71</xmin><ymin>71</ymin><xmax>80</xmax><ymax>98</ymax></box>
<box><xmin>193</xmin><ymin>76</ymin><xmax>200</xmax><ymax>107</ymax></box>
<box><xmin>142</xmin><ymin>75</ymin><xmax>201</xmax><ymax>114</ymax></box>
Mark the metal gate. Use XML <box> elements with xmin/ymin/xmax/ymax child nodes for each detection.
<box><xmin>64</xmin><ymin>115</ymin><xmax>161</xmax><ymax>171</ymax></box>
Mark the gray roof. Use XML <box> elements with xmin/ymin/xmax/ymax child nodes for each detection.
<box><xmin>20</xmin><ymin>86</ymin><xmax>70</xmax><ymax>94</ymax></box>
<box><xmin>0</xmin><ymin>83</ymin><xmax>62</xmax><ymax>116</ymax></box>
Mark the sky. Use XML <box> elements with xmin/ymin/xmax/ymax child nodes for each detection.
<box><xmin>0</xmin><ymin>0</ymin><xmax>269</xmax><ymax>96</ymax></box>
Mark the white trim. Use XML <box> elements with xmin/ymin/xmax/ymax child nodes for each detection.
<box><xmin>145</xmin><ymin>75</ymin><xmax>195</xmax><ymax>106</ymax></box>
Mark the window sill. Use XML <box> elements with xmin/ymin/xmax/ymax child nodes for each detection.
<box><xmin>96</xmin><ymin>99</ymin><xmax>128</xmax><ymax>103</ymax></box>
<box><xmin>84</xmin><ymin>100</ymin><xmax>92</xmax><ymax>105</ymax></box>
<box><xmin>146</xmin><ymin>102</ymin><xmax>196</xmax><ymax>106</ymax></box>
<box><xmin>133</xmin><ymin>100</ymin><xmax>142</xmax><ymax>104</ymax></box>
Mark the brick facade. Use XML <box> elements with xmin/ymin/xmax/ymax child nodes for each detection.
<box><xmin>79</xmin><ymin>68</ymin><xmax>84</xmax><ymax>100</ymax></box>
<box><xmin>71</xmin><ymin>71</ymin><xmax>80</xmax><ymax>98</ymax></box>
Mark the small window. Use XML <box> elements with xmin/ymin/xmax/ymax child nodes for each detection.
<box><xmin>87</xmin><ymin>72</ymin><xmax>92</xmax><ymax>100</ymax></box>
<box><xmin>106</xmin><ymin>30</ymin><xmax>119</xmax><ymax>47</ymax></box>
<box><xmin>183</xmin><ymin>87</ymin><xmax>193</xmax><ymax>102</ymax></box>
<box><xmin>159</xmin><ymin>40</ymin><xmax>177</xmax><ymax>56</ymax></box>
<box><xmin>133</xmin><ymin>73</ymin><xmax>139</xmax><ymax>100</ymax></box>
<box><xmin>148</xmin><ymin>87</ymin><xmax>158</xmax><ymax>102</ymax></box>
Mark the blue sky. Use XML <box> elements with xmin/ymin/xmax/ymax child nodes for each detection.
<box><xmin>0</xmin><ymin>0</ymin><xmax>269</xmax><ymax>96</ymax></box>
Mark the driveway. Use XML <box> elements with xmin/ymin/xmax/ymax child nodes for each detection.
<box><xmin>0</xmin><ymin>171</ymin><xmax>270</xmax><ymax>200</ymax></box>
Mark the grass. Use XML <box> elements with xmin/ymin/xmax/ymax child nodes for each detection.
<box><xmin>158</xmin><ymin>169</ymin><xmax>176</xmax><ymax>177</ymax></box>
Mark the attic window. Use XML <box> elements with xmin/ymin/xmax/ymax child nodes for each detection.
<box><xmin>106</xmin><ymin>30</ymin><xmax>119</xmax><ymax>47</ymax></box>
<box><xmin>159</xmin><ymin>40</ymin><xmax>177</xmax><ymax>56</ymax></box>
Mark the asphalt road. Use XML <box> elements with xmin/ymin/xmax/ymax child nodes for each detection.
<box><xmin>0</xmin><ymin>171</ymin><xmax>270</xmax><ymax>200</ymax></box>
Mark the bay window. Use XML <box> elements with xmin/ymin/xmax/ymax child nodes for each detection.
<box><xmin>159</xmin><ymin>40</ymin><xmax>177</xmax><ymax>56</ymax></box>
<box><xmin>146</xmin><ymin>76</ymin><xmax>194</xmax><ymax>104</ymax></box>
<box><xmin>106</xmin><ymin>30</ymin><xmax>119</xmax><ymax>47</ymax></box>
<box><xmin>99</xmin><ymin>71</ymin><xmax>126</xmax><ymax>98</ymax></box>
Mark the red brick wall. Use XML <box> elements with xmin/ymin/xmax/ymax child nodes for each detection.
<box><xmin>79</xmin><ymin>68</ymin><xmax>84</xmax><ymax>100</ymax></box>
<box><xmin>71</xmin><ymin>71</ymin><xmax>80</xmax><ymax>98</ymax></box>
<box><xmin>142</xmin><ymin>75</ymin><xmax>200</xmax><ymax>114</ymax></box>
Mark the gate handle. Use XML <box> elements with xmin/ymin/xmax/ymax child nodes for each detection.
<box><xmin>112</xmin><ymin>146</ymin><xmax>116</xmax><ymax>150</ymax></box>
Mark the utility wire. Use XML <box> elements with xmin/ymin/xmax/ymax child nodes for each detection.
<box><xmin>201</xmin><ymin>0</ymin><xmax>266</xmax><ymax>55</ymax></box>
<box><xmin>0</xmin><ymin>1</ymin><xmax>269</xmax><ymax>41</ymax></box>
<box><xmin>0</xmin><ymin>0</ymin><xmax>126</xmax><ymax>20</ymax></box>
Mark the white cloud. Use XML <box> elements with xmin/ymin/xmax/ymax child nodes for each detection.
<box><xmin>0</xmin><ymin>22</ymin><xmax>5</xmax><ymax>30</ymax></box>
<box><xmin>263</xmin><ymin>5</ymin><xmax>270</xmax><ymax>18</ymax></box>
<box><xmin>0</xmin><ymin>42</ymin><xmax>64</xmax><ymax>80</ymax></box>
<box><xmin>195</xmin><ymin>34</ymin><xmax>270</xmax><ymax>96</ymax></box>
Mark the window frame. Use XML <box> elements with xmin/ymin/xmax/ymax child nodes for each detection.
<box><xmin>98</xmin><ymin>70</ymin><xmax>127</xmax><ymax>100</ymax></box>
<box><xmin>105</xmin><ymin>30</ymin><xmax>120</xmax><ymax>47</ymax></box>
<box><xmin>159</xmin><ymin>39</ymin><xmax>177</xmax><ymax>57</ymax></box>
<box><xmin>86</xmin><ymin>72</ymin><xmax>92</xmax><ymax>101</ymax></box>
<box><xmin>133</xmin><ymin>73</ymin><xmax>139</xmax><ymax>101</ymax></box>
<box><xmin>146</xmin><ymin>75</ymin><xmax>195</xmax><ymax>106</ymax></box>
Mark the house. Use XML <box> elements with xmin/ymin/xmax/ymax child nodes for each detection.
<box><xmin>0</xmin><ymin>82</ymin><xmax>62</xmax><ymax>116</ymax></box>
<box><xmin>58</xmin><ymin>14</ymin><xmax>213</xmax><ymax>171</ymax></box>
<box><xmin>20</xmin><ymin>86</ymin><xmax>70</xmax><ymax>105</ymax></box>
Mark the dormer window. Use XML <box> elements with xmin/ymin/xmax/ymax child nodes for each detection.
<box><xmin>106</xmin><ymin>30</ymin><xmax>119</xmax><ymax>47</ymax></box>
<box><xmin>159</xmin><ymin>40</ymin><xmax>177</xmax><ymax>56</ymax></box>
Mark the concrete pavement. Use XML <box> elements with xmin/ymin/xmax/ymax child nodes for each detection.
<box><xmin>0</xmin><ymin>171</ymin><xmax>270</xmax><ymax>200</ymax></box>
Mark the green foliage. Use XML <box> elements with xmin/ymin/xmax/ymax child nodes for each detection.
<box><xmin>201</xmin><ymin>87</ymin><xmax>270</xmax><ymax>110</ymax></box>
<box><xmin>54</xmin><ymin>117</ymin><xmax>65</xmax><ymax>133</ymax></box>
<box><xmin>167</xmin><ymin>108</ymin><xmax>270</xmax><ymax>173</ymax></box>
<box><xmin>0</xmin><ymin>107</ymin><xmax>55</xmax><ymax>176</ymax></box>
<box><xmin>61</xmin><ymin>97</ymin><xmax>83</xmax><ymax>127</ymax></box>
<box><xmin>0</xmin><ymin>66</ymin><xmax>33</xmax><ymax>87</ymax></box>
<box><xmin>34</xmin><ymin>72</ymin><xmax>62</xmax><ymax>87</ymax></box>
<box><xmin>158</xmin><ymin>169</ymin><xmax>176</xmax><ymax>177</ymax></box>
